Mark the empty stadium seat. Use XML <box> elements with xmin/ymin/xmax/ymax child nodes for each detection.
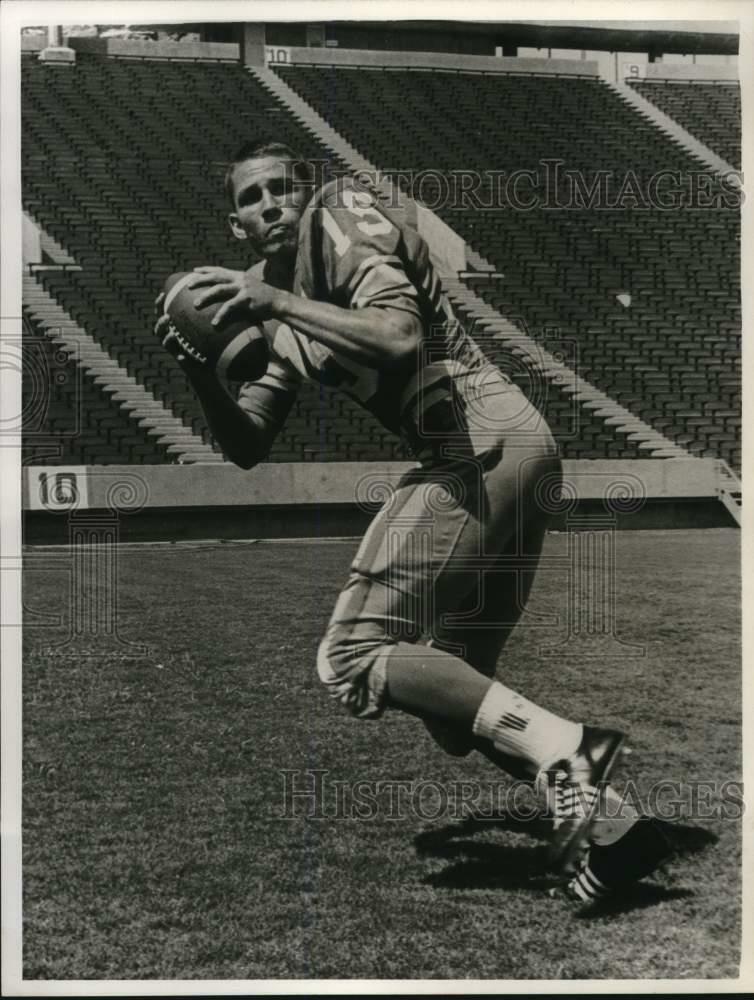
<box><xmin>22</xmin><ymin>318</ymin><xmax>174</xmax><ymax>465</ymax></box>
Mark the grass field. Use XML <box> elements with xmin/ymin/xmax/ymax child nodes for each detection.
<box><xmin>22</xmin><ymin>528</ymin><xmax>741</xmax><ymax>980</ymax></box>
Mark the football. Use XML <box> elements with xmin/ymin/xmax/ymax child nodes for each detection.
<box><xmin>162</xmin><ymin>271</ymin><xmax>269</xmax><ymax>381</ymax></box>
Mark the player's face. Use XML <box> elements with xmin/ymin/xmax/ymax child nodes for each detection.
<box><xmin>228</xmin><ymin>156</ymin><xmax>309</xmax><ymax>261</ymax></box>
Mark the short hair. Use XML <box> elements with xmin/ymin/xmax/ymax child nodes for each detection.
<box><xmin>224</xmin><ymin>141</ymin><xmax>313</xmax><ymax>207</ymax></box>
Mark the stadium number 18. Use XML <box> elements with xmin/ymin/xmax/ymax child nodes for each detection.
<box><xmin>38</xmin><ymin>471</ymin><xmax>79</xmax><ymax>508</ymax></box>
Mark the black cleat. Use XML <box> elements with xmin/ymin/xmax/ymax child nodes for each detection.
<box><xmin>543</xmin><ymin>725</ymin><xmax>625</xmax><ymax>875</ymax></box>
<box><xmin>563</xmin><ymin>816</ymin><xmax>674</xmax><ymax>903</ymax></box>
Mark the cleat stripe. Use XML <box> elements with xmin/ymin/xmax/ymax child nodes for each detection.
<box><xmin>582</xmin><ymin>864</ymin><xmax>608</xmax><ymax>895</ymax></box>
<box><xmin>571</xmin><ymin>874</ymin><xmax>595</xmax><ymax>901</ymax></box>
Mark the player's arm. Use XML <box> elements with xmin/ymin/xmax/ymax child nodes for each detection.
<box><xmin>189</xmin><ymin>270</ymin><xmax>420</xmax><ymax>370</ymax></box>
<box><xmin>155</xmin><ymin>309</ymin><xmax>296</xmax><ymax>469</ymax></box>
<box><xmin>185</xmin><ymin>364</ymin><xmax>296</xmax><ymax>470</ymax></box>
<box><xmin>269</xmin><ymin>292</ymin><xmax>421</xmax><ymax>370</ymax></box>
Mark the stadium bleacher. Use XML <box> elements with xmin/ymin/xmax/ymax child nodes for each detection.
<box><xmin>21</xmin><ymin>52</ymin><xmax>740</xmax><ymax>469</ymax></box>
<box><xmin>21</xmin><ymin>55</ymin><xmax>407</xmax><ymax>464</ymax></box>
<box><xmin>273</xmin><ymin>64</ymin><xmax>741</xmax><ymax>468</ymax></box>
<box><xmin>628</xmin><ymin>78</ymin><xmax>741</xmax><ymax>168</ymax></box>
<box><xmin>21</xmin><ymin>326</ymin><xmax>174</xmax><ymax>465</ymax></box>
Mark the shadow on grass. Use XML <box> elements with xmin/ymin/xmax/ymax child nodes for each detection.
<box><xmin>414</xmin><ymin>816</ymin><xmax>719</xmax><ymax>904</ymax></box>
<box><xmin>415</xmin><ymin>812</ymin><xmax>557</xmax><ymax>892</ymax></box>
<box><xmin>661</xmin><ymin>821</ymin><xmax>719</xmax><ymax>856</ymax></box>
<box><xmin>415</xmin><ymin>809</ymin><xmax>552</xmax><ymax>853</ymax></box>
<box><xmin>422</xmin><ymin>843</ymin><xmax>556</xmax><ymax>891</ymax></box>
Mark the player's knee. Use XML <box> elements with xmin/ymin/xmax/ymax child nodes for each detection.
<box><xmin>316</xmin><ymin>628</ymin><xmax>389</xmax><ymax>720</ymax></box>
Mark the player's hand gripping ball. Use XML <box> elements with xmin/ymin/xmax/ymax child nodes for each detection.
<box><xmin>161</xmin><ymin>272</ymin><xmax>269</xmax><ymax>381</ymax></box>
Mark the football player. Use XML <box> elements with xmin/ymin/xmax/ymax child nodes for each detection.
<box><xmin>155</xmin><ymin>142</ymin><xmax>670</xmax><ymax>896</ymax></box>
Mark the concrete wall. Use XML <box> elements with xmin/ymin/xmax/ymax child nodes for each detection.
<box><xmin>644</xmin><ymin>61</ymin><xmax>738</xmax><ymax>81</ymax></box>
<box><xmin>21</xmin><ymin>35</ymin><xmax>46</xmax><ymax>52</ymax></box>
<box><xmin>23</xmin><ymin>458</ymin><xmax>720</xmax><ymax>513</ymax></box>
<box><xmin>22</xmin><ymin>458</ymin><xmax>735</xmax><ymax>542</ymax></box>
<box><xmin>67</xmin><ymin>37</ymin><xmax>240</xmax><ymax>60</ymax></box>
<box><xmin>266</xmin><ymin>46</ymin><xmax>600</xmax><ymax>76</ymax></box>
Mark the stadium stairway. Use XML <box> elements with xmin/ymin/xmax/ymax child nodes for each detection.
<box><xmin>609</xmin><ymin>78</ymin><xmax>738</xmax><ymax>176</ymax></box>
<box><xmin>249</xmin><ymin>66</ymin><xmax>374</xmax><ymax>176</ymax></box>
<box><xmin>25</xmin><ymin>210</ymin><xmax>77</xmax><ymax>265</ymax></box>
<box><xmin>626</xmin><ymin>78</ymin><xmax>741</xmax><ymax>170</ymax></box>
<box><xmin>23</xmin><ymin>270</ymin><xmax>222</xmax><ymax>463</ymax></box>
<box><xmin>716</xmin><ymin>461</ymin><xmax>742</xmax><ymax>526</ymax></box>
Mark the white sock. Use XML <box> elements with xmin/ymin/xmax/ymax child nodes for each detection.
<box><xmin>472</xmin><ymin>681</ymin><xmax>582</xmax><ymax>772</ymax></box>
<box><xmin>590</xmin><ymin>785</ymin><xmax>639</xmax><ymax>846</ymax></box>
